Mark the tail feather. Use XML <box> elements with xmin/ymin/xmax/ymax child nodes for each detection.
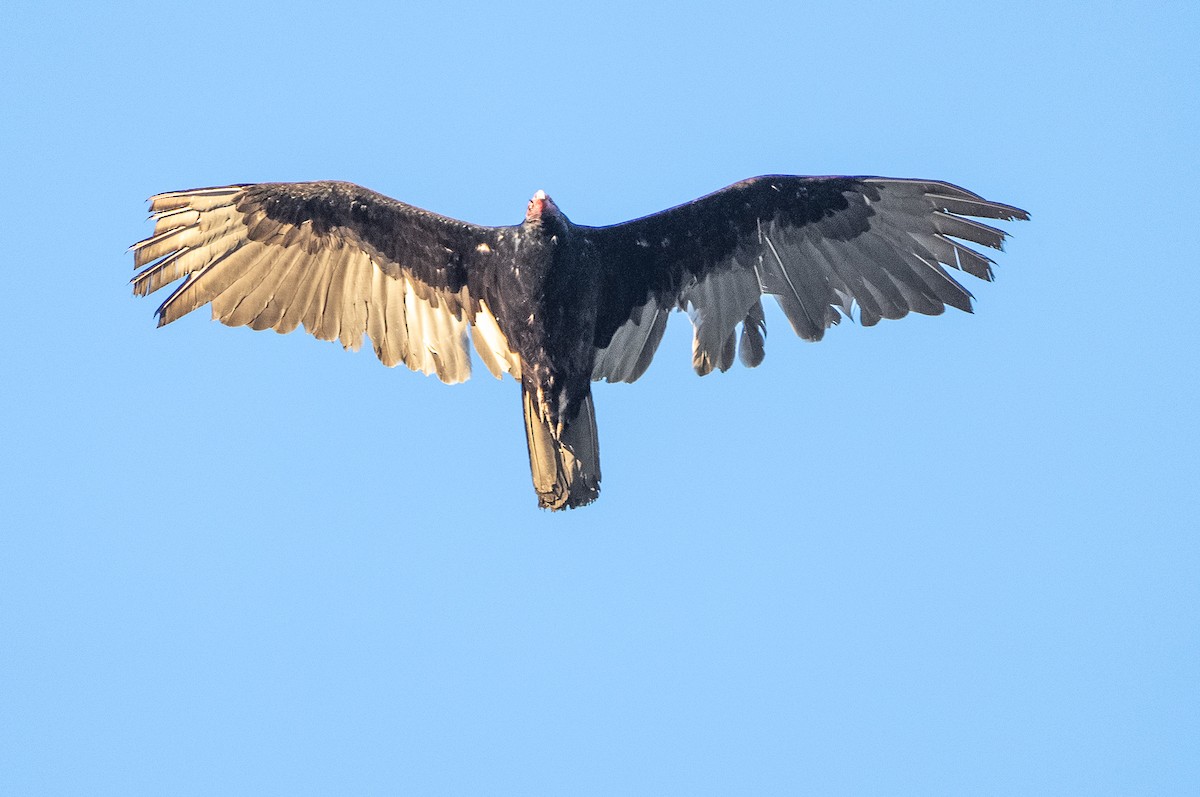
<box><xmin>522</xmin><ymin>387</ymin><xmax>601</xmax><ymax>511</ymax></box>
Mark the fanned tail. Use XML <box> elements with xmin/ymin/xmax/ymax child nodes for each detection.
<box><xmin>522</xmin><ymin>387</ymin><xmax>601</xmax><ymax>511</ymax></box>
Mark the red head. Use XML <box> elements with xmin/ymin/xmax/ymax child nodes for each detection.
<box><xmin>525</xmin><ymin>189</ymin><xmax>558</xmax><ymax>223</ymax></box>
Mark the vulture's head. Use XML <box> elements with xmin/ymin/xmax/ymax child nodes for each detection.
<box><xmin>525</xmin><ymin>189</ymin><xmax>563</xmax><ymax>227</ymax></box>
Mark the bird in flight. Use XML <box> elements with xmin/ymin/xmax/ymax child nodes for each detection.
<box><xmin>132</xmin><ymin>176</ymin><xmax>1028</xmax><ymax>510</ymax></box>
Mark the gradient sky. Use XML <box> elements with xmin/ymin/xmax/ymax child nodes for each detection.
<box><xmin>2</xmin><ymin>2</ymin><xmax>1197</xmax><ymax>794</ymax></box>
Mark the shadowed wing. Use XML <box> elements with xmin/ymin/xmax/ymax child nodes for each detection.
<box><xmin>131</xmin><ymin>181</ymin><xmax>521</xmax><ymax>383</ymax></box>
<box><xmin>585</xmin><ymin>176</ymin><xmax>1029</xmax><ymax>381</ymax></box>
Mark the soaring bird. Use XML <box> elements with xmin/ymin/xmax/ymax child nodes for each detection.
<box><xmin>132</xmin><ymin>176</ymin><xmax>1027</xmax><ymax>510</ymax></box>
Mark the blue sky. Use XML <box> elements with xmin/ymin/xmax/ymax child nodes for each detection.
<box><xmin>1</xmin><ymin>1</ymin><xmax>1196</xmax><ymax>793</ymax></box>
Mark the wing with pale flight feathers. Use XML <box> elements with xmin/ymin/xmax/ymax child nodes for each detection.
<box><xmin>585</xmin><ymin>176</ymin><xmax>1029</xmax><ymax>381</ymax></box>
<box><xmin>131</xmin><ymin>181</ymin><xmax>521</xmax><ymax>384</ymax></box>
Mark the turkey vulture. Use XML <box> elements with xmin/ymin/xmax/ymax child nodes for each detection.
<box><xmin>132</xmin><ymin>176</ymin><xmax>1028</xmax><ymax>510</ymax></box>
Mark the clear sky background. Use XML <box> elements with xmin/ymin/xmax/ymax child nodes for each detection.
<box><xmin>1</xmin><ymin>2</ymin><xmax>1196</xmax><ymax>794</ymax></box>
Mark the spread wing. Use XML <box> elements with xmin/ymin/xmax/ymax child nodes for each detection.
<box><xmin>585</xmin><ymin>176</ymin><xmax>1029</xmax><ymax>381</ymax></box>
<box><xmin>131</xmin><ymin>181</ymin><xmax>522</xmax><ymax>384</ymax></box>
